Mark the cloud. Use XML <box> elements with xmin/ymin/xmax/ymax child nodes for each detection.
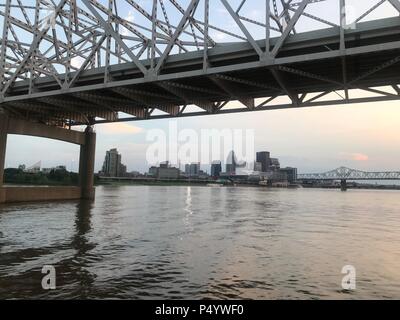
<box><xmin>98</xmin><ymin>123</ymin><xmax>143</xmax><ymax>135</ymax></box>
<box><xmin>340</xmin><ymin>152</ymin><xmax>369</xmax><ymax>162</ymax></box>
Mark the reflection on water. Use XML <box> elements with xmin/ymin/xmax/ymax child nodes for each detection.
<box><xmin>183</xmin><ymin>187</ymin><xmax>194</xmax><ymax>235</ymax></box>
<box><xmin>1</xmin><ymin>186</ymin><xmax>400</xmax><ymax>299</ymax></box>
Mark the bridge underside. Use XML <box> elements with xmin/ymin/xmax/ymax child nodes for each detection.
<box><xmin>2</xmin><ymin>17</ymin><xmax>400</xmax><ymax>126</ymax></box>
<box><xmin>0</xmin><ymin>114</ymin><xmax>96</xmax><ymax>204</ymax></box>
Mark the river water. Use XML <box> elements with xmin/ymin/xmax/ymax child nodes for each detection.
<box><xmin>0</xmin><ymin>186</ymin><xmax>399</xmax><ymax>299</ymax></box>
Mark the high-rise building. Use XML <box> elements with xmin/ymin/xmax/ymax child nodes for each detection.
<box><xmin>101</xmin><ymin>148</ymin><xmax>127</xmax><ymax>177</ymax></box>
<box><xmin>160</xmin><ymin>161</ymin><xmax>169</xmax><ymax>168</ymax></box>
<box><xmin>256</xmin><ymin>151</ymin><xmax>271</xmax><ymax>172</ymax></box>
<box><xmin>254</xmin><ymin>161</ymin><xmax>263</xmax><ymax>172</ymax></box>
<box><xmin>270</xmin><ymin>158</ymin><xmax>281</xmax><ymax>171</ymax></box>
<box><xmin>226</xmin><ymin>151</ymin><xmax>237</xmax><ymax>175</ymax></box>
<box><xmin>226</xmin><ymin>151</ymin><xmax>247</xmax><ymax>175</ymax></box>
<box><xmin>119</xmin><ymin>163</ymin><xmax>127</xmax><ymax>176</ymax></box>
<box><xmin>185</xmin><ymin>163</ymin><xmax>200</xmax><ymax>177</ymax></box>
<box><xmin>211</xmin><ymin>161</ymin><xmax>222</xmax><ymax>177</ymax></box>
<box><xmin>280</xmin><ymin>167</ymin><xmax>298</xmax><ymax>183</ymax></box>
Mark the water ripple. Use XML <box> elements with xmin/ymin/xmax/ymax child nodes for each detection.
<box><xmin>1</xmin><ymin>186</ymin><xmax>400</xmax><ymax>299</ymax></box>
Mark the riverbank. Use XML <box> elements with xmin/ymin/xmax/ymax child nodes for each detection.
<box><xmin>97</xmin><ymin>178</ymin><xmax>400</xmax><ymax>191</ymax></box>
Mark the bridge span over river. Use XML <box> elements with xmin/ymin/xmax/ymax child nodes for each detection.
<box><xmin>1</xmin><ymin>0</ymin><xmax>400</xmax><ymax>202</ymax></box>
<box><xmin>298</xmin><ymin>167</ymin><xmax>400</xmax><ymax>190</ymax></box>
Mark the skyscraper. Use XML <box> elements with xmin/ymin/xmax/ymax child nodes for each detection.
<box><xmin>256</xmin><ymin>151</ymin><xmax>271</xmax><ymax>172</ymax></box>
<box><xmin>211</xmin><ymin>161</ymin><xmax>222</xmax><ymax>177</ymax></box>
<box><xmin>226</xmin><ymin>151</ymin><xmax>237</xmax><ymax>175</ymax></box>
<box><xmin>270</xmin><ymin>158</ymin><xmax>281</xmax><ymax>171</ymax></box>
<box><xmin>101</xmin><ymin>148</ymin><xmax>127</xmax><ymax>177</ymax></box>
<box><xmin>226</xmin><ymin>151</ymin><xmax>247</xmax><ymax>175</ymax></box>
<box><xmin>190</xmin><ymin>163</ymin><xmax>200</xmax><ymax>176</ymax></box>
<box><xmin>254</xmin><ymin>162</ymin><xmax>263</xmax><ymax>172</ymax></box>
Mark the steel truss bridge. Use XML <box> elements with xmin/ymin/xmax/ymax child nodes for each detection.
<box><xmin>297</xmin><ymin>167</ymin><xmax>400</xmax><ymax>181</ymax></box>
<box><xmin>1</xmin><ymin>0</ymin><xmax>400</xmax><ymax>126</ymax></box>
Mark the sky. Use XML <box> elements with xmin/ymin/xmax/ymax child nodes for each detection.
<box><xmin>5</xmin><ymin>99</ymin><xmax>400</xmax><ymax>174</ymax></box>
<box><xmin>2</xmin><ymin>0</ymin><xmax>400</xmax><ymax>174</ymax></box>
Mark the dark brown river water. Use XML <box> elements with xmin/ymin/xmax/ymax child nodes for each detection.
<box><xmin>0</xmin><ymin>186</ymin><xmax>399</xmax><ymax>299</ymax></box>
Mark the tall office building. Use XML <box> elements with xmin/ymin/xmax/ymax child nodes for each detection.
<box><xmin>185</xmin><ymin>163</ymin><xmax>200</xmax><ymax>176</ymax></box>
<box><xmin>254</xmin><ymin>162</ymin><xmax>263</xmax><ymax>172</ymax></box>
<box><xmin>101</xmin><ymin>148</ymin><xmax>127</xmax><ymax>177</ymax></box>
<box><xmin>280</xmin><ymin>167</ymin><xmax>298</xmax><ymax>183</ymax></box>
<box><xmin>270</xmin><ymin>158</ymin><xmax>281</xmax><ymax>171</ymax></box>
<box><xmin>190</xmin><ymin>163</ymin><xmax>200</xmax><ymax>176</ymax></box>
<box><xmin>226</xmin><ymin>151</ymin><xmax>247</xmax><ymax>175</ymax></box>
<box><xmin>226</xmin><ymin>150</ymin><xmax>238</xmax><ymax>175</ymax></box>
<box><xmin>256</xmin><ymin>151</ymin><xmax>271</xmax><ymax>172</ymax></box>
<box><xmin>211</xmin><ymin>161</ymin><xmax>222</xmax><ymax>177</ymax></box>
<box><xmin>185</xmin><ymin>164</ymin><xmax>190</xmax><ymax>175</ymax></box>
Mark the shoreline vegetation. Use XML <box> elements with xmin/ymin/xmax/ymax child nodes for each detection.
<box><xmin>3</xmin><ymin>168</ymin><xmax>81</xmax><ymax>186</ymax></box>
<box><xmin>3</xmin><ymin>169</ymin><xmax>399</xmax><ymax>191</ymax></box>
<box><xmin>97</xmin><ymin>177</ymin><xmax>400</xmax><ymax>191</ymax></box>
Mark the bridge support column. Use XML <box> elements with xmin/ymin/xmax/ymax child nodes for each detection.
<box><xmin>0</xmin><ymin>114</ymin><xmax>8</xmax><ymax>203</ymax></box>
<box><xmin>0</xmin><ymin>115</ymin><xmax>96</xmax><ymax>204</ymax></box>
<box><xmin>79</xmin><ymin>126</ymin><xmax>96</xmax><ymax>200</ymax></box>
<box><xmin>341</xmin><ymin>179</ymin><xmax>347</xmax><ymax>192</ymax></box>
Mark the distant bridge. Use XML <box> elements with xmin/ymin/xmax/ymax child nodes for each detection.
<box><xmin>297</xmin><ymin>167</ymin><xmax>400</xmax><ymax>181</ymax></box>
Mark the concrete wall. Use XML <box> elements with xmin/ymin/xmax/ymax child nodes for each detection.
<box><xmin>0</xmin><ymin>113</ymin><xmax>96</xmax><ymax>204</ymax></box>
<box><xmin>0</xmin><ymin>115</ymin><xmax>8</xmax><ymax>188</ymax></box>
<box><xmin>1</xmin><ymin>187</ymin><xmax>82</xmax><ymax>203</ymax></box>
<box><xmin>79</xmin><ymin>127</ymin><xmax>96</xmax><ymax>200</ymax></box>
<box><xmin>7</xmin><ymin>118</ymin><xmax>86</xmax><ymax>145</ymax></box>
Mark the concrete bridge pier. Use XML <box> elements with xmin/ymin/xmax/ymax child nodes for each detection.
<box><xmin>0</xmin><ymin>115</ymin><xmax>8</xmax><ymax>203</ymax></box>
<box><xmin>341</xmin><ymin>179</ymin><xmax>348</xmax><ymax>192</ymax></box>
<box><xmin>79</xmin><ymin>126</ymin><xmax>96</xmax><ymax>200</ymax></box>
<box><xmin>0</xmin><ymin>113</ymin><xmax>96</xmax><ymax>204</ymax></box>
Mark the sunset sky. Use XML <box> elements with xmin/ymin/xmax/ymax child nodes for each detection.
<box><xmin>5</xmin><ymin>99</ymin><xmax>400</xmax><ymax>174</ymax></box>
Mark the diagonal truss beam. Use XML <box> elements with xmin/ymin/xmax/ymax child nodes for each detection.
<box><xmin>1</xmin><ymin>0</ymin><xmax>68</xmax><ymax>95</ymax></box>
<box><xmin>81</xmin><ymin>0</ymin><xmax>148</xmax><ymax>75</ymax></box>
<box><xmin>271</xmin><ymin>0</ymin><xmax>309</xmax><ymax>58</ymax></box>
<box><xmin>220</xmin><ymin>0</ymin><xmax>263</xmax><ymax>57</ymax></box>
<box><xmin>1</xmin><ymin>1</ymin><xmax>400</xmax><ymax>126</ymax></box>
<box><xmin>155</xmin><ymin>0</ymin><xmax>200</xmax><ymax>73</ymax></box>
<box><xmin>388</xmin><ymin>0</ymin><xmax>400</xmax><ymax>12</ymax></box>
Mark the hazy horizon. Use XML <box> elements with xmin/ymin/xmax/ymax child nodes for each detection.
<box><xmin>4</xmin><ymin>98</ymin><xmax>400</xmax><ymax>174</ymax></box>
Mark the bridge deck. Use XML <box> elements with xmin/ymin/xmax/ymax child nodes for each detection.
<box><xmin>2</xmin><ymin>17</ymin><xmax>400</xmax><ymax>126</ymax></box>
<box><xmin>297</xmin><ymin>167</ymin><xmax>400</xmax><ymax>181</ymax></box>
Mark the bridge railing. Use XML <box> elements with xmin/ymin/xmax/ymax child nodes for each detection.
<box><xmin>297</xmin><ymin>167</ymin><xmax>400</xmax><ymax>180</ymax></box>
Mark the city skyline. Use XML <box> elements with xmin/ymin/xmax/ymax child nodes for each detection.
<box><xmin>4</xmin><ymin>100</ymin><xmax>400</xmax><ymax>174</ymax></box>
